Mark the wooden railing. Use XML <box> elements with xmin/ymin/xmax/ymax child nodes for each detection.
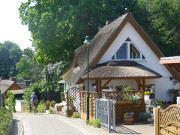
<box><xmin>80</xmin><ymin>91</ymin><xmax>98</xmax><ymax>121</ymax></box>
<box><xmin>155</xmin><ymin>104</ymin><xmax>180</xmax><ymax>135</ymax></box>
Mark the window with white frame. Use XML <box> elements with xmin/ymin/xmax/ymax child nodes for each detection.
<box><xmin>112</xmin><ymin>38</ymin><xmax>145</xmax><ymax>60</ymax></box>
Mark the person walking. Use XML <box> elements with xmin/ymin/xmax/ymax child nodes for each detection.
<box><xmin>30</xmin><ymin>92</ymin><xmax>37</xmax><ymax>114</ymax></box>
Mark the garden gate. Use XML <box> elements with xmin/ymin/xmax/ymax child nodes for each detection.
<box><xmin>96</xmin><ymin>98</ymin><xmax>116</xmax><ymax>132</ymax></box>
<box><xmin>66</xmin><ymin>87</ymin><xmax>80</xmax><ymax>115</ymax></box>
<box><xmin>155</xmin><ymin>104</ymin><xmax>180</xmax><ymax>135</ymax></box>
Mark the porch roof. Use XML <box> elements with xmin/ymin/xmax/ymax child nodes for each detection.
<box><xmin>82</xmin><ymin>61</ymin><xmax>162</xmax><ymax>79</ymax></box>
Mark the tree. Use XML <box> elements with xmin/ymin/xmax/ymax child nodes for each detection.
<box><xmin>19</xmin><ymin>0</ymin><xmax>142</xmax><ymax>65</ymax></box>
<box><xmin>23</xmin><ymin>47</ymin><xmax>34</xmax><ymax>59</ymax></box>
<box><xmin>0</xmin><ymin>41</ymin><xmax>22</xmax><ymax>78</ymax></box>
<box><xmin>138</xmin><ymin>0</ymin><xmax>180</xmax><ymax>56</ymax></box>
<box><xmin>16</xmin><ymin>47</ymin><xmax>44</xmax><ymax>82</ymax></box>
<box><xmin>16</xmin><ymin>57</ymin><xmax>32</xmax><ymax>80</ymax></box>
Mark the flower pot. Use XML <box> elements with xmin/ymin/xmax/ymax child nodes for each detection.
<box><xmin>124</xmin><ymin>116</ymin><xmax>134</xmax><ymax>125</ymax></box>
<box><xmin>67</xmin><ymin>109</ymin><xmax>73</xmax><ymax>116</ymax></box>
<box><xmin>144</xmin><ymin>95</ymin><xmax>150</xmax><ymax>100</ymax></box>
<box><xmin>57</xmin><ymin>106</ymin><xmax>62</xmax><ymax>111</ymax></box>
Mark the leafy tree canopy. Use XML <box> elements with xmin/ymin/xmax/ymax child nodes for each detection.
<box><xmin>0</xmin><ymin>41</ymin><xmax>22</xmax><ymax>78</ymax></box>
<box><xmin>19</xmin><ymin>0</ymin><xmax>141</xmax><ymax>65</ymax></box>
<box><xmin>138</xmin><ymin>0</ymin><xmax>180</xmax><ymax>56</ymax></box>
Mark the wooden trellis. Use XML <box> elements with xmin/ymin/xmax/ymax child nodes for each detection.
<box><xmin>155</xmin><ymin>104</ymin><xmax>180</xmax><ymax>135</ymax></box>
<box><xmin>66</xmin><ymin>87</ymin><xmax>80</xmax><ymax>116</ymax></box>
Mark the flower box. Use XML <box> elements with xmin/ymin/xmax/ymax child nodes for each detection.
<box><xmin>124</xmin><ymin>116</ymin><xmax>134</xmax><ymax>125</ymax></box>
<box><xmin>116</xmin><ymin>100</ymin><xmax>134</xmax><ymax>104</ymax></box>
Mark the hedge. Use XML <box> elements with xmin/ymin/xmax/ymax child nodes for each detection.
<box><xmin>0</xmin><ymin>107</ymin><xmax>12</xmax><ymax>135</ymax></box>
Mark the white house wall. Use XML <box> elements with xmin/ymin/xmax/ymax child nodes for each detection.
<box><xmin>98</xmin><ymin>22</ymin><xmax>174</xmax><ymax>101</ymax></box>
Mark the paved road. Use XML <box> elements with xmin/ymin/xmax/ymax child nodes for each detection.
<box><xmin>13</xmin><ymin>113</ymin><xmax>87</xmax><ymax>135</ymax></box>
<box><xmin>13</xmin><ymin>113</ymin><xmax>154</xmax><ymax>135</ymax></box>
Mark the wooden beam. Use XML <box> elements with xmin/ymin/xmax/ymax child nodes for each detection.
<box><xmin>143</xmin><ymin>79</ymin><xmax>145</xmax><ymax>91</ymax></box>
<box><xmin>135</xmin><ymin>79</ymin><xmax>145</xmax><ymax>90</ymax></box>
<box><xmin>101</xmin><ymin>79</ymin><xmax>112</xmax><ymax>90</ymax></box>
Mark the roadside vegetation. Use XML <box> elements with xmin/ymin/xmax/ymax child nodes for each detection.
<box><xmin>0</xmin><ymin>108</ymin><xmax>12</xmax><ymax>135</ymax></box>
<box><xmin>87</xmin><ymin>119</ymin><xmax>101</xmax><ymax>128</ymax></box>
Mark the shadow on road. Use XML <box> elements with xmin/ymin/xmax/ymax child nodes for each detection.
<box><xmin>12</xmin><ymin>118</ymin><xmax>24</xmax><ymax>135</ymax></box>
<box><xmin>115</xmin><ymin>125</ymin><xmax>141</xmax><ymax>134</ymax></box>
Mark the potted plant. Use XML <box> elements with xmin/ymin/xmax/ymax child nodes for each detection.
<box><xmin>149</xmin><ymin>105</ymin><xmax>155</xmax><ymax>113</ymax></box>
<box><xmin>124</xmin><ymin>112</ymin><xmax>134</xmax><ymax>125</ymax></box>
<box><xmin>129</xmin><ymin>95</ymin><xmax>141</xmax><ymax>104</ymax></box>
<box><xmin>57</xmin><ymin>105</ymin><xmax>64</xmax><ymax>111</ymax></box>
<box><xmin>50</xmin><ymin>100</ymin><xmax>56</xmax><ymax>107</ymax></box>
<box><xmin>144</xmin><ymin>91</ymin><xmax>151</xmax><ymax>100</ymax></box>
<box><xmin>139</xmin><ymin>112</ymin><xmax>151</xmax><ymax>122</ymax></box>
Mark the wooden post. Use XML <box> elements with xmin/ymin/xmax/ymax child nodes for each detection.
<box><xmin>99</xmin><ymin>80</ymin><xmax>102</xmax><ymax>98</ymax></box>
<box><xmin>155</xmin><ymin>108</ymin><xmax>160</xmax><ymax>135</ymax></box>
<box><xmin>96</xmin><ymin>80</ymin><xmax>100</xmax><ymax>98</ymax></box>
<box><xmin>143</xmin><ymin>79</ymin><xmax>145</xmax><ymax>91</ymax></box>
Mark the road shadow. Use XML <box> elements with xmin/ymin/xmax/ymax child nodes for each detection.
<box><xmin>12</xmin><ymin>118</ymin><xmax>24</xmax><ymax>135</ymax></box>
<box><xmin>115</xmin><ymin>125</ymin><xmax>141</xmax><ymax>134</ymax></box>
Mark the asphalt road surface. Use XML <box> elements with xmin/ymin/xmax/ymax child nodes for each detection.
<box><xmin>13</xmin><ymin>113</ymin><xmax>87</xmax><ymax>135</ymax></box>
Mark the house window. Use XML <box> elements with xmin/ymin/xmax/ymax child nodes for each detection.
<box><xmin>112</xmin><ymin>38</ymin><xmax>145</xmax><ymax>60</ymax></box>
<box><xmin>116</xmin><ymin>43</ymin><xmax>127</xmax><ymax>59</ymax></box>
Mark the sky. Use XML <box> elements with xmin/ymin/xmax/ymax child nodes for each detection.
<box><xmin>0</xmin><ymin>0</ymin><xmax>32</xmax><ymax>50</ymax></box>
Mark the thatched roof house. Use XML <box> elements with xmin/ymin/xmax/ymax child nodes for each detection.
<box><xmin>62</xmin><ymin>11</ymin><xmax>179</xmax><ymax>101</ymax></box>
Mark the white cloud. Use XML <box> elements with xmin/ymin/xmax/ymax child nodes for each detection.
<box><xmin>0</xmin><ymin>0</ymin><xmax>32</xmax><ymax>50</ymax></box>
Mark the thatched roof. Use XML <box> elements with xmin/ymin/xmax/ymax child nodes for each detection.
<box><xmin>0</xmin><ymin>80</ymin><xmax>15</xmax><ymax>94</ymax></box>
<box><xmin>63</xmin><ymin>12</ymin><xmax>179</xmax><ymax>84</ymax></box>
<box><xmin>82</xmin><ymin>61</ymin><xmax>162</xmax><ymax>79</ymax></box>
<box><xmin>66</xmin><ymin>13</ymin><xmax>128</xmax><ymax>83</ymax></box>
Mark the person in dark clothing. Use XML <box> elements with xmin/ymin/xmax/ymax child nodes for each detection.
<box><xmin>30</xmin><ymin>92</ymin><xmax>37</xmax><ymax>114</ymax></box>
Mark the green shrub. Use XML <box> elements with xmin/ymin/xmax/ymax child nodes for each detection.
<box><xmin>7</xmin><ymin>91</ymin><xmax>15</xmax><ymax>112</ymax></box>
<box><xmin>88</xmin><ymin>119</ymin><xmax>101</xmax><ymax>128</ymax></box>
<box><xmin>4</xmin><ymin>99</ymin><xmax>9</xmax><ymax>106</ymax></box>
<box><xmin>139</xmin><ymin>112</ymin><xmax>151</xmax><ymax>122</ymax></box>
<box><xmin>71</xmin><ymin>113</ymin><xmax>80</xmax><ymax>119</ymax></box>
<box><xmin>37</xmin><ymin>101</ymin><xmax>46</xmax><ymax>113</ymax></box>
<box><xmin>0</xmin><ymin>107</ymin><xmax>12</xmax><ymax>135</ymax></box>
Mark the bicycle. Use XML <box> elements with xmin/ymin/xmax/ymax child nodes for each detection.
<box><xmin>32</xmin><ymin>102</ymin><xmax>37</xmax><ymax>114</ymax></box>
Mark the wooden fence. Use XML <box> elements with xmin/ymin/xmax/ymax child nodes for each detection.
<box><xmin>155</xmin><ymin>104</ymin><xmax>180</xmax><ymax>135</ymax></box>
<box><xmin>80</xmin><ymin>91</ymin><xmax>98</xmax><ymax>121</ymax></box>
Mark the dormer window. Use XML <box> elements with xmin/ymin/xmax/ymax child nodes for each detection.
<box><xmin>112</xmin><ymin>38</ymin><xmax>145</xmax><ymax>60</ymax></box>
